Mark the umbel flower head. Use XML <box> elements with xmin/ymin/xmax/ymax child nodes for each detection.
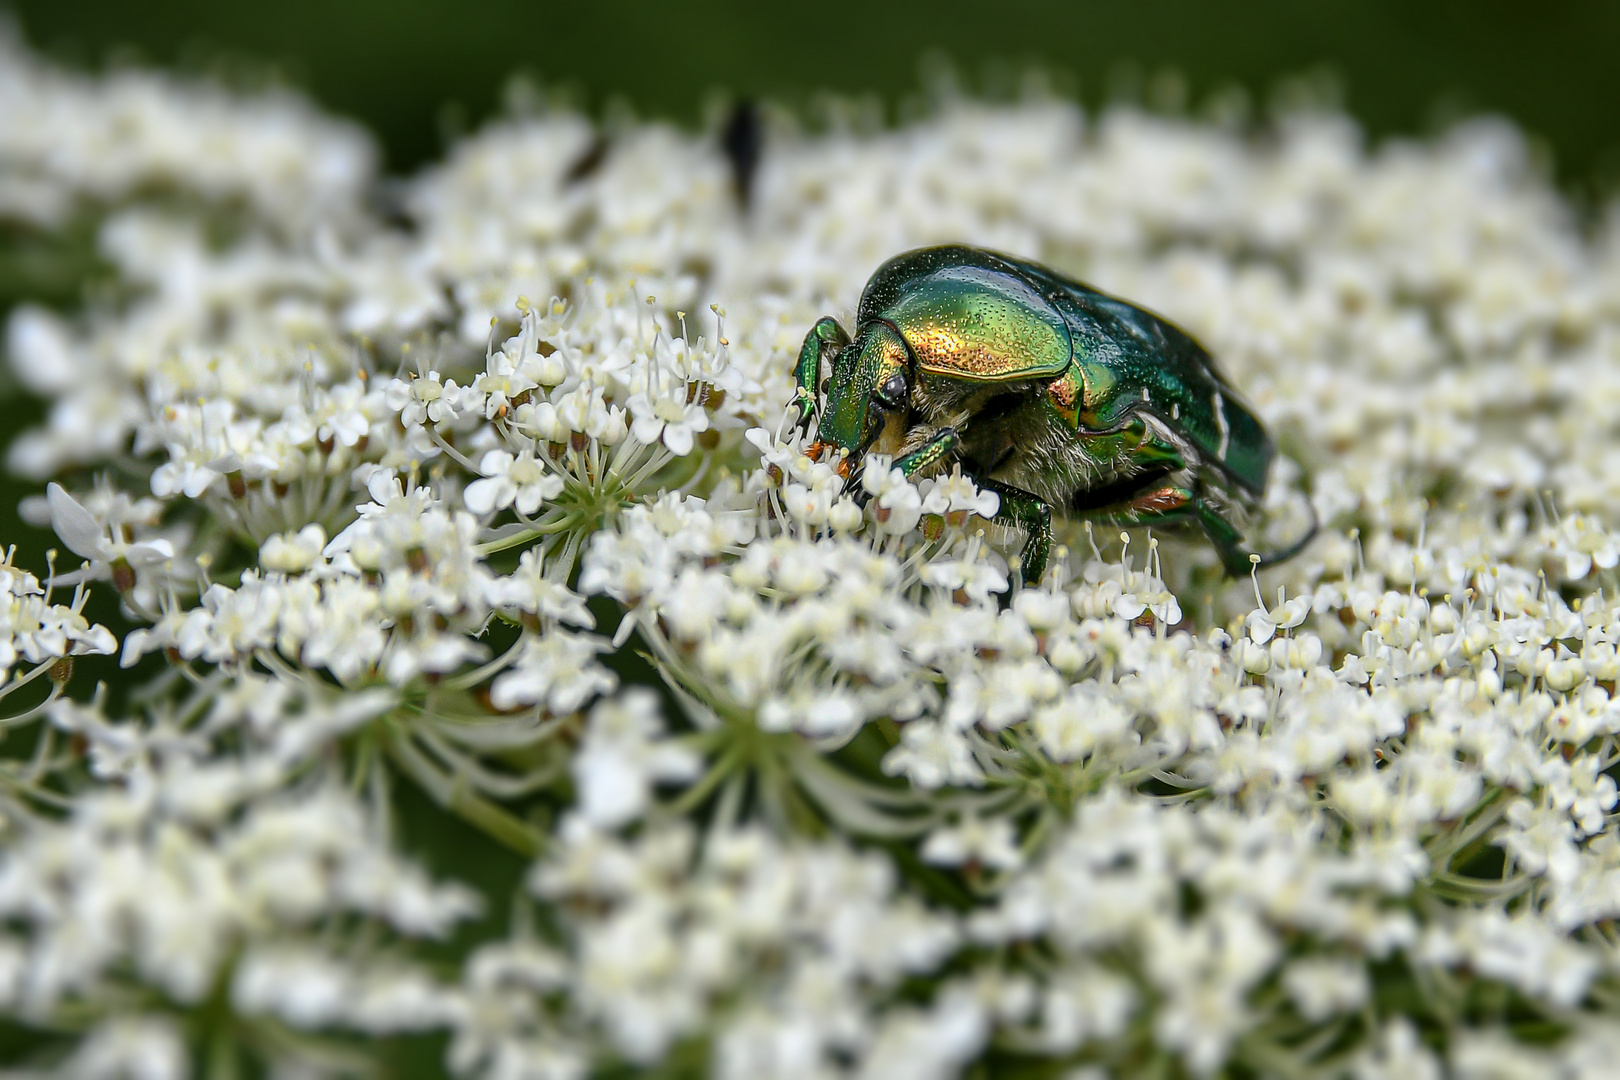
<box><xmin>9</xmin><ymin>26</ymin><xmax>1620</xmax><ymax>1078</ymax></box>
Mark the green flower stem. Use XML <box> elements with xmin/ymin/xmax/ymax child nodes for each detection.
<box><xmin>198</xmin><ymin>957</ymin><xmax>242</xmax><ymax>1080</ymax></box>
<box><xmin>437</xmin><ymin>639</ymin><xmax>527</xmax><ymax>692</ymax></box>
<box><xmin>415</xmin><ymin>725</ymin><xmax>564</xmax><ymax>798</ymax></box>
<box><xmin>1234</xmin><ymin>1033</ymin><xmax>1320</xmax><ymax>1080</ymax></box>
<box><xmin>789</xmin><ymin>743</ymin><xmax>942</xmax><ymax>838</ymax></box>
<box><xmin>667</xmin><ymin>741</ymin><xmax>748</xmax><ymax>816</ymax></box>
<box><xmin>475</xmin><ymin>513</ymin><xmax>583</xmax><ymax>556</ymax></box>
<box><xmin>380</xmin><ymin>726</ymin><xmax>545</xmax><ymax>857</ymax></box>
<box><xmin>0</xmin><ymin>657</ymin><xmax>63</xmax><ymax>708</ymax></box>
<box><xmin>430</xmin><ymin>428</ymin><xmax>483</xmax><ymax>473</ymax></box>
<box><xmin>1427</xmin><ymin>870</ymin><xmax>1532</xmax><ymax>901</ymax></box>
<box><xmin>0</xmin><ymin>764</ymin><xmax>75</xmax><ymax>809</ymax></box>
<box><xmin>236</xmin><ymin>1016</ymin><xmax>380</xmax><ymax>1077</ymax></box>
<box><xmin>349</xmin><ymin>727</ymin><xmax>376</xmax><ymax>793</ymax></box>
<box><xmin>1425</xmin><ymin>786</ymin><xmax>1510</xmax><ymax>866</ymax></box>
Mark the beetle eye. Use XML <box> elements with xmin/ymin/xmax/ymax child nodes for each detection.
<box><xmin>820</xmin><ymin>377</ymin><xmax>830</xmax><ymax>396</ymax></box>
<box><xmin>876</xmin><ymin>373</ymin><xmax>908</xmax><ymax>409</ymax></box>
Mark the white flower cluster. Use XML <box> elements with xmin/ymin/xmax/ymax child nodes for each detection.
<box><xmin>10</xmin><ymin>38</ymin><xmax>1620</xmax><ymax>1078</ymax></box>
<box><xmin>0</xmin><ymin>677</ymin><xmax>480</xmax><ymax>1076</ymax></box>
<box><xmin>0</xmin><ymin>26</ymin><xmax>372</xmax><ymax>231</ymax></box>
<box><xmin>0</xmin><ymin>551</ymin><xmax>114</xmax><ymax>712</ymax></box>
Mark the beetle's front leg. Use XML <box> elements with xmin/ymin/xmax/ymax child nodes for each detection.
<box><xmin>969</xmin><ymin>476</ymin><xmax>1053</xmax><ymax>586</ymax></box>
<box><xmin>794</xmin><ymin>316</ymin><xmax>849</xmax><ymax>433</ymax></box>
<box><xmin>848</xmin><ymin>426</ymin><xmax>960</xmax><ymax>500</ymax></box>
<box><xmin>892</xmin><ymin>431</ymin><xmax>1052</xmax><ymax>585</ymax></box>
<box><xmin>892</xmin><ymin>426</ymin><xmax>961</xmax><ymax>479</ymax></box>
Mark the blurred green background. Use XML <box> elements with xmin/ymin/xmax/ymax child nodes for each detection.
<box><xmin>12</xmin><ymin>0</ymin><xmax>1620</xmax><ymax>180</ymax></box>
<box><xmin>4</xmin><ymin>0</ymin><xmax>1620</xmax><ymax>578</ymax></box>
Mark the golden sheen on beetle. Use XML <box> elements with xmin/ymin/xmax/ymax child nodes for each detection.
<box><xmin>793</xmin><ymin>245</ymin><xmax>1315</xmax><ymax>584</ymax></box>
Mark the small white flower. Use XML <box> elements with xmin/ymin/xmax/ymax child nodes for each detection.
<box><xmin>921</xmin><ymin>549</ymin><xmax>1008</xmax><ymax>605</ymax></box>
<box><xmin>259</xmin><ymin>523</ymin><xmax>327</xmax><ymax>574</ymax></box>
<box><xmin>920</xmin><ymin>468</ymin><xmax>1000</xmax><ymax>519</ymax></box>
<box><xmin>1282</xmin><ymin>957</ymin><xmax>1370</xmax><ymax>1021</ymax></box>
<box><xmin>489</xmin><ymin>631</ymin><xmax>617</xmax><ymax>714</ymax></box>
<box><xmin>0</xmin><ymin>559</ymin><xmax>117</xmax><ymax>681</ymax></box>
<box><xmin>781</xmin><ymin>482</ymin><xmax>832</xmax><ymax>526</ymax></box>
<box><xmin>59</xmin><ymin>1015</ymin><xmax>188</xmax><ymax>1080</ymax></box>
<box><xmin>47</xmin><ymin>482</ymin><xmax>176</xmax><ymax>591</ymax></box>
<box><xmin>1245</xmin><ymin>589</ymin><xmax>1310</xmax><ymax>645</ymax></box>
<box><xmin>465</xmin><ymin>446</ymin><xmax>565</xmax><ymax>516</ymax></box>
<box><xmin>1033</xmin><ymin>683</ymin><xmax>1134</xmax><ymax>761</ymax></box>
<box><xmin>863</xmin><ymin>456</ymin><xmax>925</xmax><ymax>536</ymax></box>
<box><xmin>921</xmin><ymin>815</ymin><xmax>1022</xmax><ymax>871</ymax></box>
<box><xmin>572</xmin><ymin>689</ymin><xmax>702</xmax><ymax>828</ymax></box>
<box><xmin>385</xmin><ymin>370</ymin><xmax>465</xmax><ymax>427</ymax></box>
<box><xmin>882</xmin><ymin>720</ymin><xmax>983</xmax><ymax>789</ymax></box>
<box><xmin>826</xmin><ymin>497</ymin><xmax>864</xmax><ymax>533</ymax></box>
<box><xmin>628</xmin><ymin>389</ymin><xmax>711</xmax><ymax>455</ymax></box>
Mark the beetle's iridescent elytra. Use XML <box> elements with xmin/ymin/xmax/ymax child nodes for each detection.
<box><xmin>793</xmin><ymin>245</ymin><xmax>1314</xmax><ymax>583</ymax></box>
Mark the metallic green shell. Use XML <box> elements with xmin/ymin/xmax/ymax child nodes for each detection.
<box><xmin>859</xmin><ymin>247</ymin><xmax>1072</xmax><ymax>382</ymax></box>
<box><xmin>861</xmin><ymin>245</ymin><xmax>1272</xmax><ymax>495</ymax></box>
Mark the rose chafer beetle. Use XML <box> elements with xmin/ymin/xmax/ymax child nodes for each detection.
<box><xmin>794</xmin><ymin>244</ymin><xmax>1314</xmax><ymax>583</ymax></box>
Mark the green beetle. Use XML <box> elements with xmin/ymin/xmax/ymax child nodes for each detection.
<box><xmin>793</xmin><ymin>244</ymin><xmax>1314</xmax><ymax>584</ymax></box>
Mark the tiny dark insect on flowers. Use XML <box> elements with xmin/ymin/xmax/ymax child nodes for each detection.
<box><xmin>793</xmin><ymin>245</ymin><xmax>1315</xmax><ymax>583</ymax></box>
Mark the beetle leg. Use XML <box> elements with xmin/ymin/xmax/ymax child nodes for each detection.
<box><xmin>1192</xmin><ymin>496</ymin><xmax>1263</xmax><ymax>577</ymax></box>
<box><xmin>1082</xmin><ymin>482</ymin><xmax>1253</xmax><ymax>575</ymax></box>
<box><xmin>1081</xmin><ymin>480</ymin><xmax>1199</xmax><ymax>533</ymax></box>
<box><xmin>794</xmin><ymin>316</ymin><xmax>849</xmax><ymax>433</ymax></box>
<box><xmin>1242</xmin><ymin>498</ymin><xmax>1320</xmax><ymax>572</ymax></box>
<box><xmin>1095</xmin><ymin>484</ymin><xmax>1317</xmax><ymax>577</ymax></box>
<box><xmin>972</xmin><ymin>477</ymin><xmax>1053</xmax><ymax>586</ymax></box>
<box><xmin>1192</xmin><ymin>492</ymin><xmax>1315</xmax><ymax>576</ymax></box>
<box><xmin>851</xmin><ymin>426</ymin><xmax>959</xmax><ymax>499</ymax></box>
<box><xmin>892</xmin><ymin>427</ymin><xmax>961</xmax><ymax>479</ymax></box>
<box><xmin>1129</xmin><ymin>484</ymin><xmax>1194</xmax><ymax>517</ymax></box>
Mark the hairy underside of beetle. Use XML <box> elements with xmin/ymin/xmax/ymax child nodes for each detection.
<box><xmin>896</xmin><ymin>373</ymin><xmax>1253</xmax><ymax>528</ymax></box>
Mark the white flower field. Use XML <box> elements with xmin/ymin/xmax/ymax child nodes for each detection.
<box><xmin>4</xmin><ymin>28</ymin><xmax>1620</xmax><ymax>1079</ymax></box>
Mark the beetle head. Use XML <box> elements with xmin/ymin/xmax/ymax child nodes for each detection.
<box><xmin>820</xmin><ymin>321</ymin><xmax>912</xmax><ymax>468</ymax></box>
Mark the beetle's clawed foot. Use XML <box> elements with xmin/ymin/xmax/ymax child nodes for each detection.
<box><xmin>804</xmin><ymin>439</ymin><xmax>856</xmax><ymax>474</ymax></box>
<box><xmin>1250</xmin><ymin>499</ymin><xmax>1321</xmax><ymax>573</ymax></box>
<box><xmin>791</xmin><ymin>392</ymin><xmax>818</xmax><ymax>436</ymax></box>
<box><xmin>805</xmin><ymin>439</ymin><xmax>865</xmax><ymax>495</ymax></box>
<box><xmin>845</xmin><ymin>467</ymin><xmax>871</xmax><ymax>504</ymax></box>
